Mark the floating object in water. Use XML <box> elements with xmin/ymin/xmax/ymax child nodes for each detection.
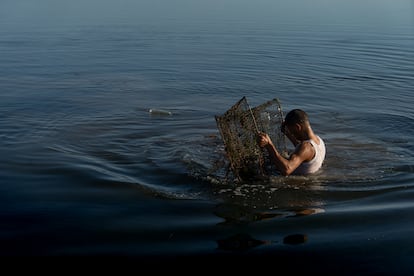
<box><xmin>148</xmin><ymin>108</ymin><xmax>172</xmax><ymax>116</ymax></box>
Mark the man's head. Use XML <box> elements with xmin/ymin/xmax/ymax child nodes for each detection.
<box><xmin>283</xmin><ymin>109</ymin><xmax>310</xmax><ymax>139</ymax></box>
<box><xmin>284</xmin><ymin>109</ymin><xmax>309</xmax><ymax>126</ymax></box>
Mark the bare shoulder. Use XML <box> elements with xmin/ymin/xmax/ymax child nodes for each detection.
<box><xmin>295</xmin><ymin>141</ymin><xmax>315</xmax><ymax>161</ymax></box>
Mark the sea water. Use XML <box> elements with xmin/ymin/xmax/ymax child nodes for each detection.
<box><xmin>0</xmin><ymin>0</ymin><xmax>413</xmax><ymax>273</ymax></box>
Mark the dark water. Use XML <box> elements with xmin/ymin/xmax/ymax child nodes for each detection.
<box><xmin>1</xmin><ymin>0</ymin><xmax>414</xmax><ymax>273</ymax></box>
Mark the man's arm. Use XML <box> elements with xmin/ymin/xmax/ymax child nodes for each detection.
<box><xmin>257</xmin><ymin>133</ymin><xmax>314</xmax><ymax>176</ymax></box>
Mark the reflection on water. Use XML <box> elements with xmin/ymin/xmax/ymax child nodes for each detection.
<box><xmin>283</xmin><ymin>234</ymin><xmax>308</xmax><ymax>245</ymax></box>
<box><xmin>210</xmin><ymin>170</ymin><xmax>323</xmax><ymax>252</ymax></box>
<box><xmin>217</xmin><ymin>233</ymin><xmax>271</xmax><ymax>251</ymax></box>
<box><xmin>212</xmin><ymin>177</ymin><xmax>323</xmax><ymax>252</ymax></box>
<box><xmin>216</xmin><ymin>232</ymin><xmax>308</xmax><ymax>252</ymax></box>
<box><xmin>213</xmin><ymin>204</ymin><xmax>285</xmax><ymax>225</ymax></box>
<box><xmin>212</xmin><ymin>174</ymin><xmax>327</xmax><ymax>212</ymax></box>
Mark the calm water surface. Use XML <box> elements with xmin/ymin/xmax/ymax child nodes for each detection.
<box><xmin>0</xmin><ymin>0</ymin><xmax>413</xmax><ymax>273</ymax></box>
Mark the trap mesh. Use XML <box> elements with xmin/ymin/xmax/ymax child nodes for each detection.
<box><xmin>215</xmin><ymin>97</ymin><xmax>288</xmax><ymax>181</ymax></box>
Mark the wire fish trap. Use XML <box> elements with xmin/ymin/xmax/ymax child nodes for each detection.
<box><xmin>215</xmin><ymin>96</ymin><xmax>287</xmax><ymax>182</ymax></box>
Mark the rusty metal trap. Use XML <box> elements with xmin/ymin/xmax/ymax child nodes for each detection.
<box><xmin>215</xmin><ymin>96</ymin><xmax>288</xmax><ymax>182</ymax></box>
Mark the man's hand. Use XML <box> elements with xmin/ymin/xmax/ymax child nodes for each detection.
<box><xmin>257</xmin><ymin>132</ymin><xmax>272</xmax><ymax>148</ymax></box>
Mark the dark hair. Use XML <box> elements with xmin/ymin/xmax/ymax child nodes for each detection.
<box><xmin>284</xmin><ymin>109</ymin><xmax>309</xmax><ymax>125</ymax></box>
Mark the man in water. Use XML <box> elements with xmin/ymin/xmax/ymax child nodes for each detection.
<box><xmin>257</xmin><ymin>109</ymin><xmax>325</xmax><ymax>176</ymax></box>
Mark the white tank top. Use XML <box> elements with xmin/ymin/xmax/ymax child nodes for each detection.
<box><xmin>293</xmin><ymin>136</ymin><xmax>326</xmax><ymax>175</ymax></box>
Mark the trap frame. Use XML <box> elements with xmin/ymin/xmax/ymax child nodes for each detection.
<box><xmin>215</xmin><ymin>96</ymin><xmax>288</xmax><ymax>182</ymax></box>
